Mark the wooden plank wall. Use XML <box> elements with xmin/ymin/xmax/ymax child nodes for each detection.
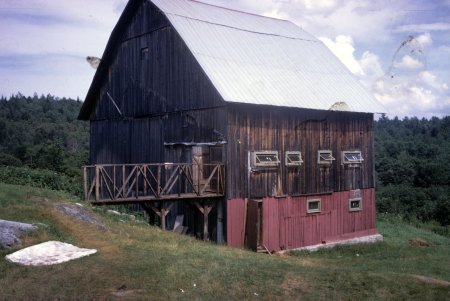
<box><xmin>92</xmin><ymin>0</ymin><xmax>224</xmax><ymax>121</ymax></box>
<box><xmin>88</xmin><ymin>0</ymin><xmax>228</xmax><ymax>165</ymax></box>
<box><xmin>226</xmin><ymin>103</ymin><xmax>374</xmax><ymax>199</ymax></box>
<box><xmin>262</xmin><ymin>188</ymin><xmax>377</xmax><ymax>251</ymax></box>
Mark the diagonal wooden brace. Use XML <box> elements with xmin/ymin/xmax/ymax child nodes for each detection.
<box><xmin>141</xmin><ymin>201</ymin><xmax>174</xmax><ymax>230</ymax></box>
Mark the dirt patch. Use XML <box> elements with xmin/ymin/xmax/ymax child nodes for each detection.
<box><xmin>55</xmin><ymin>203</ymin><xmax>106</xmax><ymax>230</ymax></box>
<box><xmin>411</xmin><ymin>275</ymin><xmax>450</xmax><ymax>286</ymax></box>
<box><xmin>408</xmin><ymin>237</ymin><xmax>430</xmax><ymax>247</ymax></box>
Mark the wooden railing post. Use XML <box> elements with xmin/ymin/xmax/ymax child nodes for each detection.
<box><xmin>122</xmin><ymin>165</ymin><xmax>125</xmax><ymax>199</ymax></box>
<box><xmin>95</xmin><ymin>165</ymin><xmax>100</xmax><ymax>202</ymax></box>
<box><xmin>157</xmin><ymin>165</ymin><xmax>161</xmax><ymax>197</ymax></box>
<box><xmin>197</xmin><ymin>163</ymin><xmax>201</xmax><ymax>195</ymax></box>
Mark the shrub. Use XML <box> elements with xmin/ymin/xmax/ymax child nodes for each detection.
<box><xmin>0</xmin><ymin>165</ymin><xmax>82</xmax><ymax>197</ymax></box>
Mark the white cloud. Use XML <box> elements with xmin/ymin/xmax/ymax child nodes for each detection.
<box><xmin>416</xmin><ymin>32</ymin><xmax>433</xmax><ymax>48</ymax></box>
<box><xmin>419</xmin><ymin>71</ymin><xmax>449</xmax><ymax>91</ymax></box>
<box><xmin>293</xmin><ymin>0</ymin><xmax>337</xmax><ymax>11</ymax></box>
<box><xmin>319</xmin><ymin>35</ymin><xmax>384</xmax><ymax>88</ymax></box>
<box><xmin>395</xmin><ymin>22</ymin><xmax>450</xmax><ymax>33</ymax></box>
<box><xmin>359</xmin><ymin>51</ymin><xmax>384</xmax><ymax>83</ymax></box>
<box><xmin>289</xmin><ymin>0</ymin><xmax>400</xmax><ymax>45</ymax></box>
<box><xmin>438</xmin><ymin>45</ymin><xmax>450</xmax><ymax>53</ymax></box>
<box><xmin>393</xmin><ymin>55</ymin><xmax>424</xmax><ymax>69</ymax></box>
<box><xmin>319</xmin><ymin>35</ymin><xmax>364</xmax><ymax>75</ymax></box>
<box><xmin>373</xmin><ymin>70</ymin><xmax>450</xmax><ymax>118</ymax></box>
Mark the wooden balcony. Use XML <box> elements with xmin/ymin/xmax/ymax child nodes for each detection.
<box><xmin>83</xmin><ymin>163</ymin><xmax>225</xmax><ymax>204</ymax></box>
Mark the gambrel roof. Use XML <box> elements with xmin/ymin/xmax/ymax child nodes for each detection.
<box><xmin>79</xmin><ymin>0</ymin><xmax>384</xmax><ymax>119</ymax></box>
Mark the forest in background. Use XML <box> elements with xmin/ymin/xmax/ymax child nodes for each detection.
<box><xmin>0</xmin><ymin>94</ymin><xmax>88</xmax><ymax>195</ymax></box>
<box><xmin>0</xmin><ymin>94</ymin><xmax>448</xmax><ymax>231</ymax></box>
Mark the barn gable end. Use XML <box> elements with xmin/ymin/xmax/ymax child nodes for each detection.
<box><xmin>84</xmin><ymin>0</ymin><xmax>228</xmax><ymax>164</ymax></box>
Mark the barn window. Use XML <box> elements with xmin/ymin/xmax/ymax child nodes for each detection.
<box><xmin>252</xmin><ymin>151</ymin><xmax>280</xmax><ymax>167</ymax></box>
<box><xmin>342</xmin><ymin>151</ymin><xmax>364</xmax><ymax>164</ymax></box>
<box><xmin>140</xmin><ymin>47</ymin><xmax>149</xmax><ymax>60</ymax></box>
<box><xmin>349</xmin><ymin>197</ymin><xmax>362</xmax><ymax>211</ymax></box>
<box><xmin>307</xmin><ymin>199</ymin><xmax>321</xmax><ymax>213</ymax></box>
<box><xmin>318</xmin><ymin>150</ymin><xmax>335</xmax><ymax>165</ymax></box>
<box><xmin>285</xmin><ymin>151</ymin><xmax>303</xmax><ymax>167</ymax></box>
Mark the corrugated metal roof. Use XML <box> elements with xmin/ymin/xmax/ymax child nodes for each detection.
<box><xmin>151</xmin><ymin>0</ymin><xmax>385</xmax><ymax>113</ymax></box>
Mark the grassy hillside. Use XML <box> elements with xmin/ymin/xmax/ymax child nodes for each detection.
<box><xmin>0</xmin><ymin>183</ymin><xmax>449</xmax><ymax>300</ymax></box>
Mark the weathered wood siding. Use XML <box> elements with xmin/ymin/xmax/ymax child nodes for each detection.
<box><xmin>88</xmin><ymin>0</ymin><xmax>227</xmax><ymax>165</ymax></box>
<box><xmin>226</xmin><ymin>103</ymin><xmax>374</xmax><ymax>199</ymax></box>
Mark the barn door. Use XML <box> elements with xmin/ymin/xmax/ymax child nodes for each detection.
<box><xmin>245</xmin><ymin>199</ymin><xmax>262</xmax><ymax>251</ymax></box>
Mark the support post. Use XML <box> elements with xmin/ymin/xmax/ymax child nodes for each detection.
<box><xmin>83</xmin><ymin>166</ymin><xmax>88</xmax><ymax>201</ymax></box>
<box><xmin>141</xmin><ymin>201</ymin><xmax>174</xmax><ymax>230</ymax></box>
<box><xmin>160</xmin><ymin>201</ymin><xmax>174</xmax><ymax>231</ymax></box>
<box><xmin>193</xmin><ymin>201</ymin><xmax>214</xmax><ymax>241</ymax></box>
<box><xmin>161</xmin><ymin>202</ymin><xmax>167</xmax><ymax>231</ymax></box>
<box><xmin>217</xmin><ymin>199</ymin><xmax>224</xmax><ymax>244</ymax></box>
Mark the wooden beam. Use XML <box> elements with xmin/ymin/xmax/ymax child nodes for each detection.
<box><xmin>160</xmin><ymin>201</ymin><xmax>174</xmax><ymax>231</ymax></box>
<box><xmin>140</xmin><ymin>203</ymin><xmax>160</xmax><ymax>217</ymax></box>
<box><xmin>193</xmin><ymin>201</ymin><xmax>214</xmax><ymax>241</ymax></box>
<box><xmin>83</xmin><ymin>166</ymin><xmax>88</xmax><ymax>201</ymax></box>
<box><xmin>95</xmin><ymin>165</ymin><xmax>100</xmax><ymax>202</ymax></box>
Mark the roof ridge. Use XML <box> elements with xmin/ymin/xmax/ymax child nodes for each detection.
<box><xmin>185</xmin><ymin>0</ymin><xmax>288</xmax><ymax>22</ymax></box>
<box><xmin>165</xmin><ymin>11</ymin><xmax>317</xmax><ymax>41</ymax></box>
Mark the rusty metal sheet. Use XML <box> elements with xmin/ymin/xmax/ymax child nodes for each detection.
<box><xmin>261</xmin><ymin>188</ymin><xmax>377</xmax><ymax>251</ymax></box>
<box><xmin>226</xmin><ymin>198</ymin><xmax>246</xmax><ymax>248</ymax></box>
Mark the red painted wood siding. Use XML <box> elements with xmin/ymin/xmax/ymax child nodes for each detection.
<box><xmin>262</xmin><ymin>188</ymin><xmax>377</xmax><ymax>251</ymax></box>
<box><xmin>226</xmin><ymin>198</ymin><xmax>246</xmax><ymax>248</ymax></box>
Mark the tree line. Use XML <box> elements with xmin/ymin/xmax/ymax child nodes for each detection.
<box><xmin>0</xmin><ymin>93</ymin><xmax>88</xmax><ymax>195</ymax></box>
<box><xmin>375</xmin><ymin>115</ymin><xmax>450</xmax><ymax>227</ymax></box>
<box><xmin>0</xmin><ymin>94</ymin><xmax>448</xmax><ymax>227</ymax></box>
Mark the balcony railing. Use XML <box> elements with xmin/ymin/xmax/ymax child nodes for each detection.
<box><xmin>83</xmin><ymin>163</ymin><xmax>225</xmax><ymax>204</ymax></box>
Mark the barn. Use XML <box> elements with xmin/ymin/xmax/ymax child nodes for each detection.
<box><xmin>79</xmin><ymin>0</ymin><xmax>385</xmax><ymax>251</ymax></box>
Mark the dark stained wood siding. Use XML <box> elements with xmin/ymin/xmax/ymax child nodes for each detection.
<box><xmin>88</xmin><ymin>0</ymin><xmax>227</xmax><ymax>165</ymax></box>
<box><xmin>226</xmin><ymin>103</ymin><xmax>374</xmax><ymax>199</ymax></box>
<box><xmin>91</xmin><ymin>1</ymin><xmax>224</xmax><ymax>121</ymax></box>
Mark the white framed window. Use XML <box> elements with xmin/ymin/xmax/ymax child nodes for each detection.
<box><xmin>349</xmin><ymin>197</ymin><xmax>362</xmax><ymax>211</ymax></box>
<box><xmin>318</xmin><ymin>150</ymin><xmax>335</xmax><ymax>165</ymax></box>
<box><xmin>285</xmin><ymin>151</ymin><xmax>303</xmax><ymax>167</ymax></box>
<box><xmin>307</xmin><ymin>199</ymin><xmax>321</xmax><ymax>214</ymax></box>
<box><xmin>342</xmin><ymin>151</ymin><xmax>364</xmax><ymax>164</ymax></box>
<box><xmin>252</xmin><ymin>151</ymin><xmax>280</xmax><ymax>167</ymax></box>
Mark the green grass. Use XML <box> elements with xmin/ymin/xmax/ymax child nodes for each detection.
<box><xmin>0</xmin><ymin>183</ymin><xmax>449</xmax><ymax>300</ymax></box>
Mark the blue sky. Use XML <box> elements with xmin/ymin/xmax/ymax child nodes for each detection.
<box><xmin>1</xmin><ymin>0</ymin><xmax>449</xmax><ymax>118</ymax></box>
